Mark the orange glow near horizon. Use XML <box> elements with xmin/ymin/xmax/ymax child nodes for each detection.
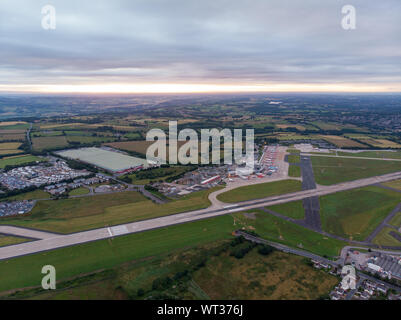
<box><xmin>0</xmin><ymin>83</ymin><xmax>400</xmax><ymax>93</ymax></box>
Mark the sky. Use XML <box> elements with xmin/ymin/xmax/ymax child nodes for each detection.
<box><xmin>0</xmin><ymin>0</ymin><xmax>400</xmax><ymax>93</ymax></box>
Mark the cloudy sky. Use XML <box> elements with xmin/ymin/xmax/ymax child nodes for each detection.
<box><xmin>0</xmin><ymin>0</ymin><xmax>400</xmax><ymax>93</ymax></box>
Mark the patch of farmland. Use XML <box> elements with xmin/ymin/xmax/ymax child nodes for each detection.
<box><xmin>32</xmin><ymin>136</ymin><xmax>69</xmax><ymax>151</ymax></box>
<box><xmin>318</xmin><ymin>135</ymin><xmax>367</xmax><ymax>148</ymax></box>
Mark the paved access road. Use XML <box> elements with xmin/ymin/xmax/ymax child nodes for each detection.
<box><xmin>1</xmin><ymin>171</ymin><xmax>401</xmax><ymax>261</ymax></box>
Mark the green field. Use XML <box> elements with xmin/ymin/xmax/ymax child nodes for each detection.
<box><xmin>234</xmin><ymin>210</ymin><xmax>347</xmax><ymax>258</ymax></box>
<box><xmin>319</xmin><ymin>186</ymin><xmax>401</xmax><ymax>241</ymax></box>
<box><xmin>3</xmin><ymin>189</ymin><xmax>51</xmax><ymax>201</ymax></box>
<box><xmin>125</xmin><ymin>166</ymin><xmax>194</xmax><ymax>185</ymax></box>
<box><xmin>0</xmin><ymin>155</ymin><xmax>44</xmax><ymax>168</ymax></box>
<box><xmin>0</xmin><ymin>235</ymin><xmax>29</xmax><ymax>247</ymax></box>
<box><xmin>2</xmin><ymin>238</ymin><xmax>337</xmax><ymax>300</ymax></box>
<box><xmin>32</xmin><ymin>136</ymin><xmax>69</xmax><ymax>151</ymax></box>
<box><xmin>288</xmin><ymin>165</ymin><xmax>301</xmax><ymax>177</ymax></box>
<box><xmin>66</xmin><ymin>136</ymin><xmax>115</xmax><ymax>144</ymax></box>
<box><xmin>337</xmin><ymin>151</ymin><xmax>401</xmax><ymax>159</ymax></box>
<box><xmin>389</xmin><ymin>212</ymin><xmax>401</xmax><ymax>228</ymax></box>
<box><xmin>267</xmin><ymin>200</ymin><xmax>305</xmax><ymax>220</ymax></box>
<box><xmin>373</xmin><ymin>227</ymin><xmax>401</xmax><ymax>247</ymax></box>
<box><xmin>68</xmin><ymin>187</ymin><xmax>90</xmax><ymax>196</ymax></box>
<box><xmin>382</xmin><ymin>179</ymin><xmax>401</xmax><ymax>191</ymax></box>
<box><xmin>0</xmin><ymin>188</ymin><xmax>219</xmax><ymax>233</ymax></box>
<box><xmin>287</xmin><ymin>155</ymin><xmax>300</xmax><ymax>164</ymax></box>
<box><xmin>0</xmin><ymin>215</ymin><xmax>236</xmax><ymax>293</ymax></box>
<box><xmin>217</xmin><ymin>179</ymin><xmax>302</xmax><ymax>203</ymax></box>
<box><xmin>311</xmin><ymin>156</ymin><xmax>401</xmax><ymax>185</ymax></box>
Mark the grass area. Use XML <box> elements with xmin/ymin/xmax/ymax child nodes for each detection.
<box><xmin>105</xmin><ymin>140</ymin><xmax>152</xmax><ymax>156</ymax></box>
<box><xmin>0</xmin><ymin>155</ymin><xmax>44</xmax><ymax>168</ymax></box>
<box><xmin>3</xmin><ymin>189</ymin><xmax>51</xmax><ymax>201</ymax></box>
<box><xmin>217</xmin><ymin>179</ymin><xmax>302</xmax><ymax>203</ymax></box>
<box><xmin>32</xmin><ymin>136</ymin><xmax>69</xmax><ymax>151</ymax></box>
<box><xmin>373</xmin><ymin>228</ymin><xmax>401</xmax><ymax>247</ymax></box>
<box><xmin>318</xmin><ymin>135</ymin><xmax>367</xmax><ymax>148</ymax></box>
<box><xmin>0</xmin><ymin>235</ymin><xmax>29</xmax><ymax>247</ymax></box>
<box><xmin>382</xmin><ymin>179</ymin><xmax>401</xmax><ymax>191</ymax></box>
<box><xmin>356</xmin><ymin>137</ymin><xmax>401</xmax><ymax>148</ymax></box>
<box><xmin>311</xmin><ymin>156</ymin><xmax>401</xmax><ymax>185</ymax></box>
<box><xmin>68</xmin><ymin>187</ymin><xmax>90</xmax><ymax>196</ymax></box>
<box><xmin>319</xmin><ymin>186</ymin><xmax>401</xmax><ymax>241</ymax></box>
<box><xmin>66</xmin><ymin>136</ymin><xmax>115</xmax><ymax>144</ymax></box>
<box><xmin>288</xmin><ymin>165</ymin><xmax>301</xmax><ymax>177</ymax></box>
<box><xmin>0</xmin><ymin>215</ymin><xmax>236</xmax><ymax>293</ymax></box>
<box><xmin>234</xmin><ymin>210</ymin><xmax>347</xmax><ymax>258</ymax></box>
<box><xmin>124</xmin><ymin>166</ymin><xmax>194</xmax><ymax>184</ymax></box>
<box><xmin>1</xmin><ymin>238</ymin><xmax>337</xmax><ymax>300</ymax></box>
<box><xmin>0</xmin><ymin>142</ymin><xmax>22</xmax><ymax>150</ymax></box>
<box><xmin>389</xmin><ymin>212</ymin><xmax>401</xmax><ymax>228</ymax></box>
<box><xmin>193</xmin><ymin>249</ymin><xmax>337</xmax><ymax>300</ymax></box>
<box><xmin>337</xmin><ymin>151</ymin><xmax>401</xmax><ymax>160</ymax></box>
<box><xmin>287</xmin><ymin>148</ymin><xmax>300</xmax><ymax>154</ymax></box>
<box><xmin>287</xmin><ymin>154</ymin><xmax>300</xmax><ymax>164</ymax></box>
<box><xmin>0</xmin><ymin>188</ymin><xmax>219</xmax><ymax>233</ymax></box>
<box><xmin>267</xmin><ymin>200</ymin><xmax>305</xmax><ymax>220</ymax></box>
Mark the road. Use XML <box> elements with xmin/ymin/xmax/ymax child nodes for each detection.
<box><xmin>299</xmin><ymin>155</ymin><xmax>322</xmax><ymax>232</ymax></box>
<box><xmin>26</xmin><ymin>123</ymin><xmax>32</xmax><ymax>151</ymax></box>
<box><xmin>1</xmin><ymin>171</ymin><xmax>401</xmax><ymax>261</ymax></box>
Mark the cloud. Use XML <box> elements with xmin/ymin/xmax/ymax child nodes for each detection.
<box><xmin>0</xmin><ymin>0</ymin><xmax>400</xmax><ymax>91</ymax></box>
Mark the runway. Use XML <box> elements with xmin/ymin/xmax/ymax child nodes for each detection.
<box><xmin>1</xmin><ymin>170</ymin><xmax>401</xmax><ymax>261</ymax></box>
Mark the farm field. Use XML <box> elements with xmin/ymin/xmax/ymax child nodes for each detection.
<box><xmin>319</xmin><ymin>186</ymin><xmax>401</xmax><ymax>241</ymax></box>
<box><xmin>311</xmin><ymin>156</ymin><xmax>401</xmax><ymax>185</ymax></box>
<box><xmin>311</xmin><ymin>122</ymin><xmax>341</xmax><ymax>131</ymax></box>
<box><xmin>0</xmin><ymin>215</ymin><xmax>236</xmax><ymax>293</ymax></box>
<box><xmin>0</xmin><ymin>130</ymin><xmax>25</xmax><ymax>141</ymax></box>
<box><xmin>267</xmin><ymin>200</ymin><xmax>305</xmax><ymax>220</ymax></box>
<box><xmin>276</xmin><ymin>124</ymin><xmax>305</xmax><ymax>131</ymax></box>
<box><xmin>0</xmin><ymin>142</ymin><xmax>22</xmax><ymax>150</ymax></box>
<box><xmin>216</xmin><ymin>179</ymin><xmax>302</xmax><ymax>203</ymax></box>
<box><xmin>0</xmin><ymin>188</ymin><xmax>219</xmax><ymax>233</ymax></box>
<box><xmin>0</xmin><ymin>154</ymin><xmax>44</xmax><ymax>168</ymax></box>
<box><xmin>233</xmin><ymin>210</ymin><xmax>347</xmax><ymax>258</ymax></box>
<box><xmin>66</xmin><ymin>136</ymin><xmax>116</xmax><ymax>144</ymax></box>
<box><xmin>0</xmin><ymin>121</ymin><xmax>27</xmax><ymax>127</ymax></box>
<box><xmin>0</xmin><ymin>123</ymin><xmax>29</xmax><ymax>130</ymax></box>
<box><xmin>372</xmin><ymin>227</ymin><xmax>401</xmax><ymax>247</ymax></box>
<box><xmin>32</xmin><ymin>136</ymin><xmax>69</xmax><ymax>151</ymax></box>
<box><xmin>318</xmin><ymin>135</ymin><xmax>367</xmax><ymax>148</ymax></box>
<box><xmin>0</xmin><ymin>235</ymin><xmax>29</xmax><ymax>247</ymax></box>
<box><xmin>356</xmin><ymin>137</ymin><xmax>401</xmax><ymax>148</ymax></box>
<box><xmin>105</xmin><ymin>140</ymin><xmax>152</xmax><ymax>156</ymax></box>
